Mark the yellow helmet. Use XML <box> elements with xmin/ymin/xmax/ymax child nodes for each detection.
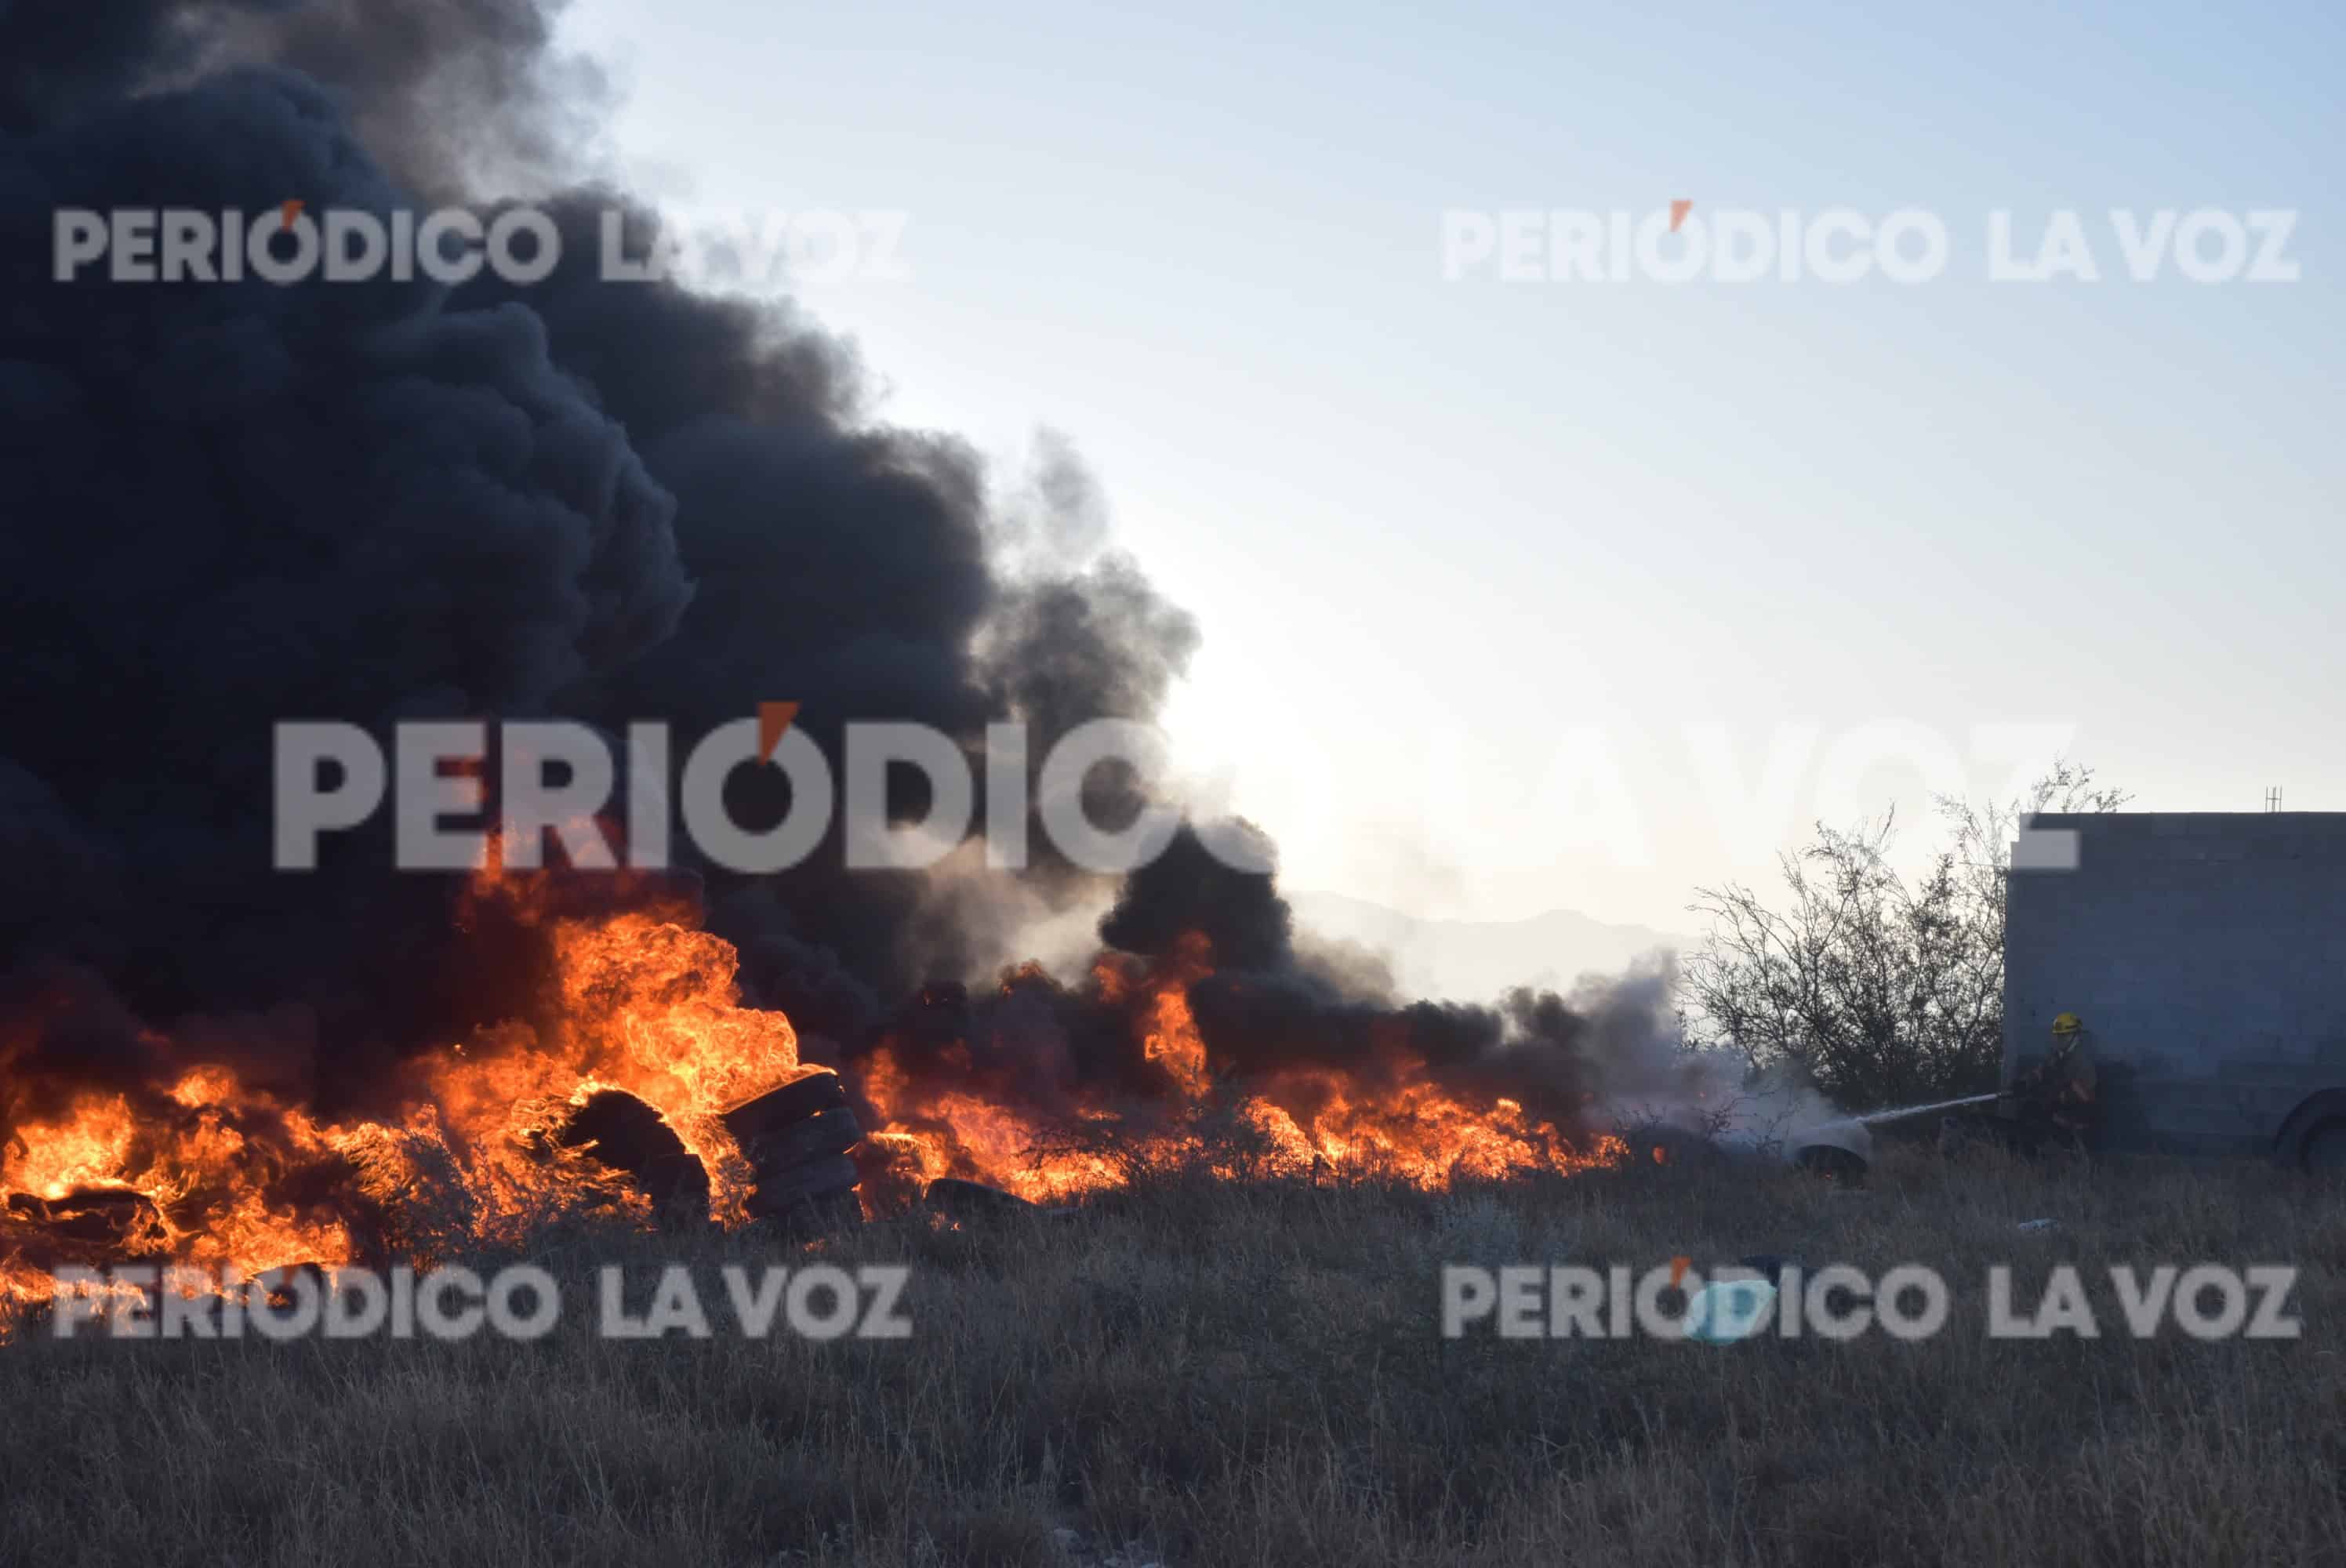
<box><xmin>2050</xmin><ymin>1012</ymin><xmax>2084</xmax><ymax>1036</ymax></box>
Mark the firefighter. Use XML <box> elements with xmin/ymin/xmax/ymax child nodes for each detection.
<box><xmin>2006</xmin><ymin>1011</ymin><xmax>2098</xmax><ymax>1150</ymax></box>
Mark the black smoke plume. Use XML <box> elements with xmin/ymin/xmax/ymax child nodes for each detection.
<box><xmin>860</xmin><ymin>823</ymin><xmax>1681</xmax><ymax>1152</ymax></box>
<box><xmin>0</xmin><ymin>0</ymin><xmax>1677</xmax><ymax>1157</ymax></box>
<box><xmin>0</xmin><ymin>0</ymin><xmax>1193</xmax><ymax>1114</ymax></box>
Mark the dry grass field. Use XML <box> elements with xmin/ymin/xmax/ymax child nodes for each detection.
<box><xmin>4</xmin><ymin>1143</ymin><xmax>2341</xmax><ymax>1567</ymax></box>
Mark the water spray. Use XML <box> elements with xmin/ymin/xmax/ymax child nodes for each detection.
<box><xmin>1847</xmin><ymin>1091</ymin><xmax>2003</xmax><ymax>1126</ymax></box>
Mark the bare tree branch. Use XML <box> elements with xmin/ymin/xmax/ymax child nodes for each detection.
<box><xmin>1678</xmin><ymin>762</ymin><xmax>2126</xmax><ymax>1109</ymax></box>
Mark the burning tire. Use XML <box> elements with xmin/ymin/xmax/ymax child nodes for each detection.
<box><xmin>722</xmin><ymin>1073</ymin><xmax>864</xmax><ymax>1234</ymax></box>
<box><xmin>737</xmin><ymin>1107</ymin><xmax>863</xmax><ymax>1175</ymax></box>
<box><xmin>923</xmin><ymin>1176</ymin><xmax>1053</xmax><ymax>1220</ymax></box>
<box><xmin>722</xmin><ymin>1070</ymin><xmax>851</xmax><ymax>1140</ymax></box>
<box><xmin>3</xmin><ymin>1187</ymin><xmax>172</xmax><ymax>1271</ymax></box>
<box><xmin>742</xmin><ymin>1152</ymin><xmax>861</xmax><ymax>1232</ymax></box>
<box><xmin>554</xmin><ymin>1090</ymin><xmax>714</xmax><ymax>1225</ymax></box>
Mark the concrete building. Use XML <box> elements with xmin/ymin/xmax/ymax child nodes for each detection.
<box><xmin>2005</xmin><ymin>812</ymin><xmax>2346</xmax><ymax>1166</ymax></box>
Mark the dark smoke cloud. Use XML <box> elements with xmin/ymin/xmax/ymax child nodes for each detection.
<box><xmin>218</xmin><ymin>0</ymin><xmax>612</xmax><ymax>198</ymax></box>
<box><xmin>2</xmin><ymin>63</ymin><xmax>693</xmax><ymax>1098</ymax></box>
<box><xmin>862</xmin><ymin>824</ymin><xmax>1681</xmax><ymax>1152</ymax></box>
<box><xmin>0</xmin><ymin>0</ymin><xmax>1197</xmax><ymax>1116</ymax></box>
<box><xmin>1106</xmin><ymin>828</ymin><xmax>1680</xmax><ymax>1128</ymax></box>
<box><xmin>1100</xmin><ymin>822</ymin><xmax>1294</xmax><ymax>972</ymax></box>
<box><xmin>0</xmin><ymin>0</ymin><xmax>604</xmax><ymax>193</ymax></box>
<box><xmin>0</xmin><ymin>0</ymin><xmax>1665</xmax><ymax>1170</ymax></box>
<box><xmin>444</xmin><ymin>194</ymin><xmax>1200</xmax><ymax>1035</ymax></box>
<box><xmin>0</xmin><ymin>0</ymin><xmax>232</xmax><ymax>133</ymax></box>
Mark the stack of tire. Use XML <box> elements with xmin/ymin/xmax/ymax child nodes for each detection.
<box><xmin>721</xmin><ymin>1070</ymin><xmax>864</xmax><ymax>1234</ymax></box>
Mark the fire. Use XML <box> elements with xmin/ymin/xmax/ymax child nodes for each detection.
<box><xmin>2</xmin><ymin>869</ymin><xmax>815</xmax><ymax>1312</ymax></box>
<box><xmin>2</xmin><ymin>1065</ymin><xmax>360</xmax><ymax>1310</ymax></box>
<box><xmin>1139</xmin><ymin>931</ymin><xmax>1212</xmax><ymax>1098</ymax></box>
<box><xmin>413</xmin><ymin>906</ymin><xmax>808</xmax><ymax>1229</ymax></box>
<box><xmin>859</xmin><ymin>1048</ymin><xmax>1131</xmax><ymax>1203</ymax></box>
<box><xmin>862</xmin><ymin>935</ymin><xmax>1626</xmax><ymax>1202</ymax></box>
<box><xmin>5</xmin><ymin>886</ymin><xmax>1625</xmax><ymax>1319</ymax></box>
<box><xmin>7</xmin><ymin>1087</ymin><xmax>137</xmax><ymax>1200</ymax></box>
<box><xmin>1235</xmin><ymin>1073</ymin><xmax>1627</xmax><ymax>1183</ymax></box>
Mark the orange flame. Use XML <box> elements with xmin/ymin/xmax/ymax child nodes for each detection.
<box><xmin>5</xmin><ymin>891</ymin><xmax>1623</xmax><ymax>1320</ymax></box>
<box><xmin>862</xmin><ymin>935</ymin><xmax>1625</xmax><ymax>1202</ymax></box>
<box><xmin>2</xmin><ymin>867</ymin><xmax>815</xmax><ymax>1311</ymax></box>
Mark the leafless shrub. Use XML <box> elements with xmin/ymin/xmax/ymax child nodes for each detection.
<box><xmin>1679</xmin><ymin>764</ymin><xmax>2127</xmax><ymax>1110</ymax></box>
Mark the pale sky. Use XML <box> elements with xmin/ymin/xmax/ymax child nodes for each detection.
<box><xmin>556</xmin><ymin>0</ymin><xmax>2342</xmax><ymax>930</ymax></box>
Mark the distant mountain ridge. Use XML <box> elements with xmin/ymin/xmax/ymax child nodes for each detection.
<box><xmin>1287</xmin><ymin>891</ymin><xmax>1691</xmax><ymax>1004</ymax></box>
